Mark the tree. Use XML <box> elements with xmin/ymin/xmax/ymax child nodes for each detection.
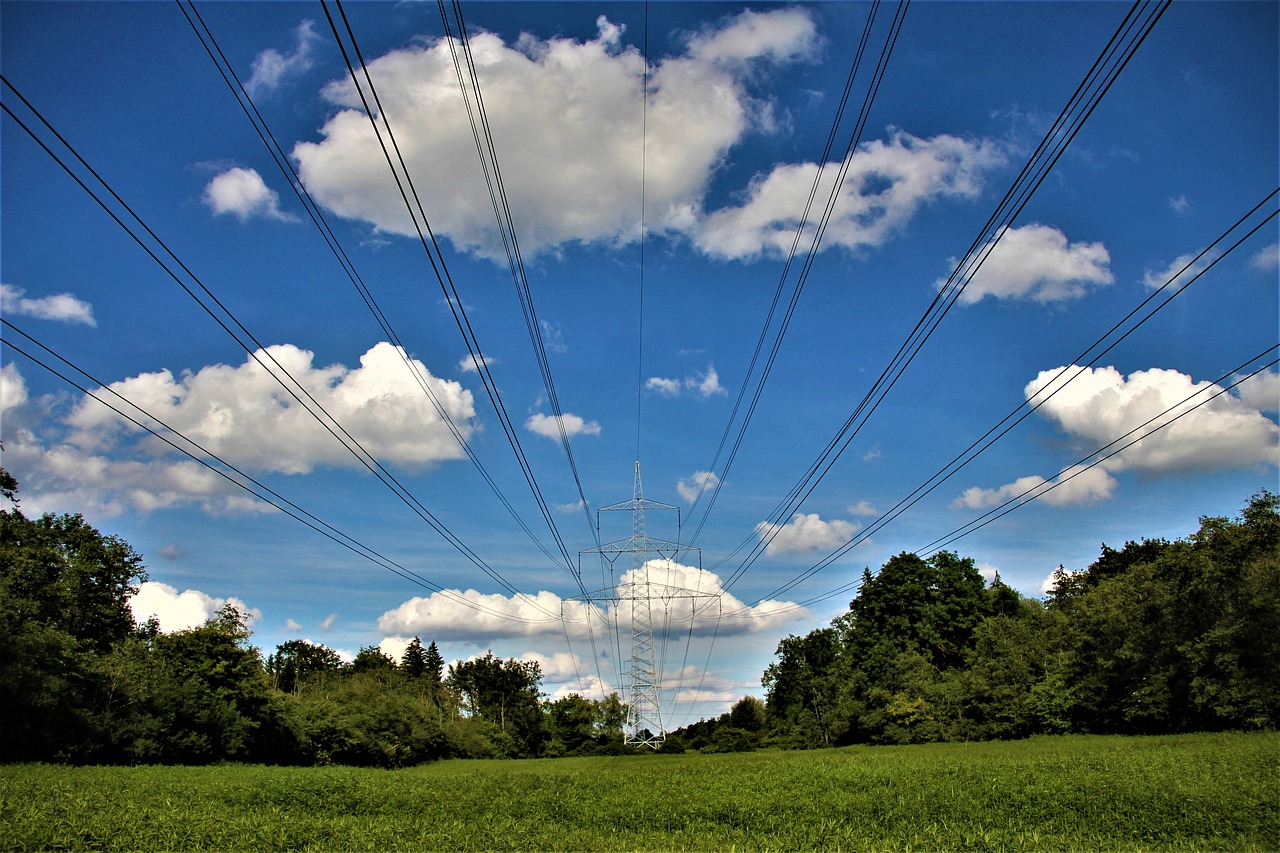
<box><xmin>447</xmin><ymin>652</ymin><xmax>546</xmax><ymax>756</ymax></box>
<box><xmin>0</xmin><ymin>481</ymin><xmax>148</xmax><ymax>761</ymax></box>
<box><xmin>424</xmin><ymin>640</ymin><xmax>445</xmax><ymax>686</ymax></box>
<box><xmin>763</xmin><ymin>628</ymin><xmax>843</xmax><ymax>746</ymax></box>
<box><xmin>728</xmin><ymin>695</ymin><xmax>766</xmax><ymax>732</ymax></box>
<box><xmin>351</xmin><ymin>645</ymin><xmax>396</xmax><ymax>675</ymax></box>
<box><xmin>142</xmin><ymin>604</ymin><xmax>282</xmax><ymax>763</ymax></box>
<box><xmin>266</xmin><ymin>639</ymin><xmax>343</xmax><ymax>696</ymax></box>
<box><xmin>401</xmin><ymin>636</ymin><xmax>427</xmax><ymax>677</ymax></box>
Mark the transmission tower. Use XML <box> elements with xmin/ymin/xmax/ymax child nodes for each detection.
<box><xmin>577</xmin><ymin>462</ymin><xmax>706</xmax><ymax>748</ymax></box>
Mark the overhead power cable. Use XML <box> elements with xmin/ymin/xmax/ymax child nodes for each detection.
<box><xmin>177</xmin><ymin>0</ymin><xmax>577</xmax><ymax>576</ymax></box>
<box><xmin>714</xmin><ymin>0</ymin><xmax>1171</xmax><ymax>594</ymax></box>
<box><xmin>320</xmin><ymin>0</ymin><xmax>584</xmax><ymax>578</ymax></box>
<box><xmin>735</xmin><ymin>190</ymin><xmax>1278</xmax><ymax>609</ymax></box>
<box><xmin>0</xmin><ymin>73</ymin><xmax>560</xmax><ymax>620</ymax></box>
<box><xmin>0</xmin><ymin>320</ymin><xmax>566</xmax><ymax>626</ymax></box>
<box><xmin>684</xmin><ymin>0</ymin><xmax>906</xmax><ymax>543</ymax></box>
<box><xmin>725</xmin><ymin>344</ymin><xmax>1280</xmax><ymax>620</ymax></box>
<box><xmin>435</xmin><ymin>0</ymin><xmax>600</xmax><ymax>548</ymax></box>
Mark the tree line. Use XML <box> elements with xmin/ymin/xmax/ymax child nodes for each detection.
<box><xmin>669</xmin><ymin>489</ymin><xmax>1276</xmax><ymax>751</ymax></box>
<box><xmin>2</xmin><ymin>461</ymin><xmax>1275</xmax><ymax>764</ymax></box>
<box><xmin>0</xmin><ymin>469</ymin><xmax>627</xmax><ymax>765</ymax></box>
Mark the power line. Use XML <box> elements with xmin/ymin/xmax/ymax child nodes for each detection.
<box><xmin>714</xmin><ymin>0</ymin><xmax>1170</xmax><ymax>594</ymax></box>
<box><xmin>735</xmin><ymin>190</ymin><xmax>1278</xmax><ymax>608</ymax></box>
<box><xmin>684</xmin><ymin>0</ymin><xmax>906</xmax><ymax>540</ymax></box>
<box><xmin>0</xmin><ymin>73</ymin><xmax>558</xmax><ymax>620</ymax></box>
<box><xmin>176</xmin><ymin>0</ymin><xmax>578</xmax><ymax>577</ymax></box>
<box><xmin>320</xmin><ymin>0</ymin><xmax>585</xmax><ymax>578</ymax></box>
<box><xmin>434</xmin><ymin>0</ymin><xmax>600</xmax><ymax>549</ymax></box>
<box><xmin>0</xmin><ymin>319</ymin><xmax>566</xmax><ymax>626</ymax></box>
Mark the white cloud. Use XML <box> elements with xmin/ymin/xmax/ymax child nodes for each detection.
<box><xmin>67</xmin><ymin>342</ymin><xmax>475</xmax><ymax>476</ymax></box>
<box><xmin>525</xmin><ymin>412</ymin><xmax>601</xmax><ymax>439</ymax></box>
<box><xmin>956</xmin><ymin>363</ymin><xmax>1279</xmax><ymax>511</ymax></box>
<box><xmin>647</xmin><ymin>364</ymin><xmax>726</xmax><ymax>399</ymax></box>
<box><xmin>1169</xmin><ymin>195</ymin><xmax>1190</xmax><ymax>214</ymax></box>
<box><xmin>319</xmin><ymin>613</ymin><xmax>338</xmax><ymax>631</ymax></box>
<box><xmin>203</xmin><ymin>167</ymin><xmax>296</xmax><ymax>223</ymax></box>
<box><xmin>1025</xmin><ymin>365</ymin><xmax>1279</xmax><ymax>475</ymax></box>
<box><xmin>457</xmin><ymin>353</ymin><xmax>496</xmax><ymax>374</ymax></box>
<box><xmin>952</xmin><ymin>464</ymin><xmax>1118</xmax><ymax>510</ymax></box>
<box><xmin>684</xmin><ymin>7</ymin><xmax>819</xmax><ymax>65</ymax></box>
<box><xmin>245</xmin><ymin>20</ymin><xmax>320</xmax><ymax>97</ymax></box>
<box><xmin>1</xmin><ymin>283</ymin><xmax>96</xmax><ymax>326</ymax></box>
<box><xmin>129</xmin><ymin>581</ymin><xmax>260</xmax><ymax>633</ymax></box>
<box><xmin>690</xmin><ymin>365</ymin><xmax>726</xmax><ymax>398</ymax></box>
<box><xmin>1143</xmin><ymin>250</ymin><xmax>1215</xmax><ymax>290</ymax></box>
<box><xmin>0</xmin><ymin>425</ymin><xmax>275</xmax><ymax>518</ymax></box>
<box><xmin>1233</xmin><ymin>369</ymin><xmax>1279</xmax><ymax>413</ymax></box>
<box><xmin>676</xmin><ymin>470</ymin><xmax>719</xmax><ymax>504</ymax></box>
<box><xmin>1</xmin><ymin>362</ymin><xmax>29</xmax><ymax>413</ymax></box>
<box><xmin>755</xmin><ymin>512</ymin><xmax>858</xmax><ymax>556</ymax></box>
<box><xmin>379</xmin><ymin>636</ymin><xmax>413</xmax><ymax>663</ymax></box>
<box><xmin>376</xmin><ymin>561</ymin><xmax>801</xmax><ymax>643</ymax></box>
<box><xmin>695</xmin><ymin>129</ymin><xmax>1005</xmax><ymax>260</ymax></box>
<box><xmin>952</xmin><ymin>223</ymin><xmax>1112</xmax><ymax>304</ymax></box>
<box><xmin>847</xmin><ymin>499</ymin><xmax>878</xmax><ymax>517</ymax></box>
<box><xmin>1250</xmin><ymin>242</ymin><xmax>1279</xmax><ymax>272</ymax></box>
<box><xmin>976</xmin><ymin>562</ymin><xmax>1000</xmax><ymax>584</ymax></box>
<box><xmin>292</xmin><ymin>10</ymin><xmax>820</xmax><ymax>260</ymax></box>
<box><xmin>646</xmin><ymin>376</ymin><xmax>683</xmax><ymax>397</ymax></box>
<box><xmin>285</xmin><ymin>618</ymin><xmax>303</xmax><ymax>633</ymax></box>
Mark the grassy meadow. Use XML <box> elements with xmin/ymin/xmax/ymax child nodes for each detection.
<box><xmin>2</xmin><ymin>731</ymin><xmax>1277</xmax><ymax>851</ymax></box>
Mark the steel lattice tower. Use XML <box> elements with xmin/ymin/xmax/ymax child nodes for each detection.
<box><xmin>579</xmin><ymin>462</ymin><xmax>701</xmax><ymax>748</ymax></box>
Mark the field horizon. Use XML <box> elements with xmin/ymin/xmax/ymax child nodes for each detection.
<box><xmin>3</xmin><ymin>730</ymin><xmax>1277</xmax><ymax>851</ymax></box>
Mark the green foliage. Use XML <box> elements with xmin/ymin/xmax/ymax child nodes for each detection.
<box><xmin>447</xmin><ymin>652</ymin><xmax>546</xmax><ymax>757</ymax></box>
<box><xmin>0</xmin><ymin>497</ymin><xmax>147</xmax><ymax>761</ymax></box>
<box><xmin>762</xmin><ymin>491</ymin><xmax>1279</xmax><ymax>749</ymax></box>
<box><xmin>2</xmin><ymin>732</ymin><xmax>1276</xmax><ymax>850</ymax></box>
<box><xmin>267</xmin><ymin>639</ymin><xmax>343</xmax><ymax>696</ymax></box>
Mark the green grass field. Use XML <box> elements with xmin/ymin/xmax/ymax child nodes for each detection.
<box><xmin>2</xmin><ymin>732</ymin><xmax>1277</xmax><ymax>851</ymax></box>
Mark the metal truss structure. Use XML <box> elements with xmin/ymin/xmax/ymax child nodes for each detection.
<box><xmin>575</xmin><ymin>462</ymin><xmax>712</xmax><ymax>748</ymax></box>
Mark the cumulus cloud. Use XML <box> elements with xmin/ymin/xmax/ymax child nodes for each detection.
<box><xmin>646</xmin><ymin>376</ymin><xmax>683</xmax><ymax>397</ymax></box>
<box><xmin>1143</xmin><ymin>250</ymin><xmax>1215</xmax><ymax>290</ymax></box>
<box><xmin>848</xmin><ymin>499</ymin><xmax>878</xmax><ymax>517</ymax></box>
<box><xmin>1</xmin><ymin>422</ymin><xmax>275</xmax><ymax>518</ymax></box>
<box><xmin>684</xmin><ymin>7</ymin><xmax>820</xmax><ymax>65</ymax></box>
<box><xmin>245</xmin><ymin>20</ymin><xmax>320</xmax><ymax>97</ymax></box>
<box><xmin>647</xmin><ymin>364</ymin><xmax>726</xmax><ymax>399</ymax></box>
<box><xmin>1233</xmin><ymin>369</ymin><xmax>1279</xmax><ymax>413</ymax></box>
<box><xmin>676</xmin><ymin>470</ymin><xmax>719</xmax><ymax>504</ymax></box>
<box><xmin>1</xmin><ymin>283</ymin><xmax>96</xmax><ymax>326</ymax></box>
<box><xmin>458</xmin><ymin>353</ymin><xmax>496</xmax><ymax>373</ymax></box>
<box><xmin>203</xmin><ymin>167</ymin><xmax>296</xmax><ymax>223</ymax></box>
<box><xmin>525</xmin><ymin>412</ymin><xmax>601</xmax><ymax>439</ymax></box>
<box><xmin>129</xmin><ymin>581</ymin><xmax>260</xmax><ymax>632</ymax></box>
<box><xmin>1</xmin><ymin>362</ymin><xmax>29</xmax><ymax>414</ymax></box>
<box><xmin>1025</xmin><ymin>365</ymin><xmax>1279</xmax><ymax>475</ymax></box>
<box><xmin>67</xmin><ymin>342</ymin><xmax>475</xmax><ymax>475</ymax></box>
<box><xmin>952</xmin><ymin>223</ymin><xmax>1112</xmax><ymax>304</ymax></box>
<box><xmin>1250</xmin><ymin>242</ymin><xmax>1279</xmax><ymax>272</ymax></box>
<box><xmin>755</xmin><ymin>512</ymin><xmax>858</xmax><ymax>556</ymax></box>
<box><xmin>291</xmin><ymin>10</ymin><xmax>823</xmax><ymax>259</ymax></box>
<box><xmin>695</xmin><ymin>129</ymin><xmax>1005</xmax><ymax>260</ymax></box>
<box><xmin>955</xmin><ymin>364</ymin><xmax>1279</xmax><ymax>509</ymax></box>
<box><xmin>376</xmin><ymin>561</ymin><xmax>801</xmax><ymax>642</ymax></box>
<box><xmin>952</xmin><ymin>464</ymin><xmax>1118</xmax><ymax>510</ymax></box>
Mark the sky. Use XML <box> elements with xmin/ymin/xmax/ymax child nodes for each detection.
<box><xmin>1</xmin><ymin>0</ymin><xmax>1277</xmax><ymax>726</ymax></box>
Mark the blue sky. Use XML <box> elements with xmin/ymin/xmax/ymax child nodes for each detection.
<box><xmin>2</xmin><ymin>1</ymin><xmax>1277</xmax><ymax>725</ymax></box>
